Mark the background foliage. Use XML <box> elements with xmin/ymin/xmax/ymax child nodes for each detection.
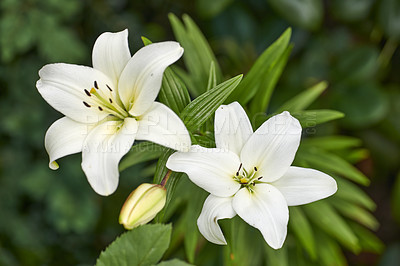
<box><xmin>0</xmin><ymin>0</ymin><xmax>399</xmax><ymax>265</ymax></box>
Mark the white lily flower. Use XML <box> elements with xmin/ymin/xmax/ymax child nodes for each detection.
<box><xmin>166</xmin><ymin>102</ymin><xmax>337</xmax><ymax>249</ymax></box>
<box><xmin>37</xmin><ymin>29</ymin><xmax>191</xmax><ymax>196</ymax></box>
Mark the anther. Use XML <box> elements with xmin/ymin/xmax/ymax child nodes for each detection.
<box><xmin>258</xmin><ymin>176</ymin><xmax>263</xmax><ymax>180</ymax></box>
<box><xmin>254</xmin><ymin>167</ymin><xmax>258</xmax><ymax>171</ymax></box>
<box><xmin>84</xmin><ymin>89</ymin><xmax>91</xmax><ymax>97</ymax></box>
<box><xmin>98</xmin><ymin>106</ymin><xmax>103</xmax><ymax>111</ymax></box>
<box><xmin>83</xmin><ymin>101</ymin><xmax>91</xmax><ymax>108</ymax></box>
<box><xmin>94</xmin><ymin>81</ymin><xmax>99</xmax><ymax>89</ymax></box>
<box><xmin>238</xmin><ymin>163</ymin><xmax>242</xmax><ymax>172</ymax></box>
<box><xmin>236</xmin><ymin>172</ymin><xmax>239</xmax><ymax>177</ymax></box>
<box><xmin>106</xmin><ymin>84</ymin><xmax>113</xmax><ymax>92</ymax></box>
<box><xmin>109</xmin><ymin>98</ymin><xmax>113</xmax><ymax>103</ymax></box>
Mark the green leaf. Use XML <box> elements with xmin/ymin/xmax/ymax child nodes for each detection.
<box><xmin>227</xmin><ymin>28</ymin><xmax>291</xmax><ymax>105</ymax></box>
<box><xmin>206</xmin><ymin>61</ymin><xmax>217</xmax><ymax>91</ymax></box>
<box><xmin>196</xmin><ymin>0</ymin><xmax>233</xmax><ymax>18</ymax></box>
<box><xmin>159</xmin><ymin>68</ymin><xmax>191</xmax><ymax>115</ymax></box>
<box><xmin>181</xmin><ymin>75</ymin><xmax>242</xmax><ymax>131</ymax></box>
<box><xmin>289</xmin><ymin>207</ymin><xmax>317</xmax><ymax>259</ymax></box>
<box><xmin>315</xmin><ymin>231</ymin><xmax>347</xmax><ymax>266</ymax></box>
<box><xmin>349</xmin><ymin>223</ymin><xmax>384</xmax><ymax>254</ymax></box>
<box><xmin>378</xmin><ymin>0</ymin><xmax>400</xmax><ymax>40</ymax></box>
<box><xmin>276</xmin><ymin>81</ymin><xmax>328</xmax><ymax>113</ymax></box>
<box><xmin>298</xmin><ymin>148</ymin><xmax>370</xmax><ymax>186</ymax></box>
<box><xmin>119</xmin><ymin>142</ymin><xmax>163</xmax><ymax>172</ymax></box>
<box><xmin>335</xmin><ymin>177</ymin><xmax>376</xmax><ymax>211</ymax></box>
<box><xmin>301</xmin><ymin>135</ymin><xmax>362</xmax><ymax>151</ymax></box>
<box><xmin>304</xmin><ymin>201</ymin><xmax>360</xmax><ymax>253</ymax></box>
<box><xmin>157</xmin><ymin>259</ymin><xmax>193</xmax><ymax>266</ymax></box>
<box><xmin>249</xmin><ymin>45</ymin><xmax>293</xmax><ymax>115</ymax></box>
<box><xmin>268</xmin><ymin>0</ymin><xmax>324</xmax><ymax>31</ymax></box>
<box><xmin>292</xmin><ymin>109</ymin><xmax>344</xmax><ymax>127</ymax></box>
<box><xmin>391</xmin><ymin>171</ymin><xmax>400</xmax><ymax>224</ymax></box>
<box><xmin>96</xmin><ymin>224</ymin><xmax>172</xmax><ymax>266</ymax></box>
<box><xmin>141</xmin><ymin>36</ymin><xmax>153</xmax><ymax>46</ymax></box>
<box><xmin>169</xmin><ymin>13</ymin><xmax>223</xmax><ymax>96</ymax></box>
<box><xmin>330</xmin><ymin>198</ymin><xmax>379</xmax><ymax>230</ymax></box>
<box><xmin>264</xmin><ymin>243</ymin><xmax>288</xmax><ymax>266</ymax></box>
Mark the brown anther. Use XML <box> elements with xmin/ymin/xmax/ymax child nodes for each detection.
<box><xmin>254</xmin><ymin>167</ymin><xmax>258</xmax><ymax>171</ymax></box>
<box><xmin>98</xmin><ymin>106</ymin><xmax>103</xmax><ymax>111</ymax></box>
<box><xmin>84</xmin><ymin>89</ymin><xmax>91</xmax><ymax>97</ymax></box>
<box><xmin>238</xmin><ymin>163</ymin><xmax>242</xmax><ymax>172</ymax></box>
<box><xmin>109</xmin><ymin>98</ymin><xmax>113</xmax><ymax>103</ymax></box>
<box><xmin>106</xmin><ymin>84</ymin><xmax>112</xmax><ymax>92</ymax></box>
<box><xmin>94</xmin><ymin>81</ymin><xmax>99</xmax><ymax>89</ymax></box>
<box><xmin>83</xmin><ymin>101</ymin><xmax>91</xmax><ymax>108</ymax></box>
<box><xmin>258</xmin><ymin>176</ymin><xmax>263</xmax><ymax>180</ymax></box>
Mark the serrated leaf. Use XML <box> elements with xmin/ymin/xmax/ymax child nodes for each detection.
<box><xmin>119</xmin><ymin>142</ymin><xmax>163</xmax><ymax>172</ymax></box>
<box><xmin>159</xmin><ymin>68</ymin><xmax>191</xmax><ymax>115</ymax></box>
<box><xmin>96</xmin><ymin>224</ymin><xmax>171</xmax><ymax>266</ymax></box>
<box><xmin>249</xmin><ymin>44</ymin><xmax>293</xmax><ymax>114</ymax></box>
<box><xmin>276</xmin><ymin>81</ymin><xmax>328</xmax><ymax>113</ymax></box>
<box><xmin>169</xmin><ymin>13</ymin><xmax>222</xmax><ymax>96</ymax></box>
<box><xmin>157</xmin><ymin>259</ymin><xmax>193</xmax><ymax>266</ymax></box>
<box><xmin>335</xmin><ymin>177</ymin><xmax>376</xmax><ymax>211</ymax></box>
<box><xmin>298</xmin><ymin>148</ymin><xmax>370</xmax><ymax>186</ymax></box>
<box><xmin>181</xmin><ymin>75</ymin><xmax>242</xmax><ymax>131</ymax></box>
<box><xmin>289</xmin><ymin>207</ymin><xmax>317</xmax><ymax>259</ymax></box>
<box><xmin>227</xmin><ymin>28</ymin><xmax>291</xmax><ymax>105</ymax></box>
<box><xmin>292</xmin><ymin>109</ymin><xmax>344</xmax><ymax>127</ymax></box>
<box><xmin>304</xmin><ymin>201</ymin><xmax>360</xmax><ymax>253</ymax></box>
<box><xmin>301</xmin><ymin>135</ymin><xmax>362</xmax><ymax>151</ymax></box>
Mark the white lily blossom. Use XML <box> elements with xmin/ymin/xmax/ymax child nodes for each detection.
<box><xmin>37</xmin><ymin>29</ymin><xmax>191</xmax><ymax>196</ymax></box>
<box><xmin>166</xmin><ymin>102</ymin><xmax>337</xmax><ymax>249</ymax></box>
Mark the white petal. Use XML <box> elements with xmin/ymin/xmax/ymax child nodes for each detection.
<box><xmin>37</xmin><ymin>63</ymin><xmax>114</xmax><ymax>123</ymax></box>
<box><xmin>166</xmin><ymin>145</ymin><xmax>241</xmax><ymax>197</ymax></box>
<box><xmin>45</xmin><ymin>117</ymin><xmax>94</xmax><ymax>170</ymax></box>
<box><xmin>214</xmin><ymin>102</ymin><xmax>253</xmax><ymax>154</ymax></box>
<box><xmin>240</xmin><ymin>111</ymin><xmax>302</xmax><ymax>182</ymax></box>
<box><xmin>272</xmin><ymin>166</ymin><xmax>337</xmax><ymax>206</ymax></box>
<box><xmin>118</xmin><ymin>42</ymin><xmax>183</xmax><ymax>116</ymax></box>
<box><xmin>136</xmin><ymin>102</ymin><xmax>191</xmax><ymax>152</ymax></box>
<box><xmin>232</xmin><ymin>184</ymin><xmax>289</xmax><ymax>249</ymax></box>
<box><xmin>92</xmin><ymin>29</ymin><xmax>131</xmax><ymax>87</ymax></box>
<box><xmin>197</xmin><ymin>195</ymin><xmax>236</xmax><ymax>245</ymax></box>
<box><xmin>81</xmin><ymin>118</ymin><xmax>138</xmax><ymax>196</ymax></box>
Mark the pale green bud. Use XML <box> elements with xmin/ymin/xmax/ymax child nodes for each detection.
<box><xmin>119</xmin><ymin>183</ymin><xmax>167</xmax><ymax>229</ymax></box>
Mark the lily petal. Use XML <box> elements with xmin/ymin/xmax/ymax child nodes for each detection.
<box><xmin>232</xmin><ymin>184</ymin><xmax>289</xmax><ymax>249</ymax></box>
<box><xmin>81</xmin><ymin>117</ymin><xmax>138</xmax><ymax>196</ymax></box>
<box><xmin>118</xmin><ymin>42</ymin><xmax>183</xmax><ymax>116</ymax></box>
<box><xmin>197</xmin><ymin>195</ymin><xmax>236</xmax><ymax>245</ymax></box>
<box><xmin>240</xmin><ymin>111</ymin><xmax>302</xmax><ymax>182</ymax></box>
<box><xmin>214</xmin><ymin>102</ymin><xmax>253</xmax><ymax>154</ymax></box>
<box><xmin>92</xmin><ymin>29</ymin><xmax>131</xmax><ymax>87</ymax></box>
<box><xmin>136</xmin><ymin>102</ymin><xmax>191</xmax><ymax>152</ymax></box>
<box><xmin>37</xmin><ymin>63</ymin><xmax>114</xmax><ymax>123</ymax></box>
<box><xmin>272</xmin><ymin>166</ymin><xmax>337</xmax><ymax>206</ymax></box>
<box><xmin>166</xmin><ymin>145</ymin><xmax>241</xmax><ymax>197</ymax></box>
<box><xmin>45</xmin><ymin>117</ymin><xmax>94</xmax><ymax>170</ymax></box>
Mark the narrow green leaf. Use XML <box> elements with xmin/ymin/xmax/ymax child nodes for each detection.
<box><xmin>250</xmin><ymin>45</ymin><xmax>293</xmax><ymax>114</ymax></box>
<box><xmin>181</xmin><ymin>75</ymin><xmax>242</xmax><ymax>131</ymax></box>
<box><xmin>159</xmin><ymin>68</ymin><xmax>191</xmax><ymax>114</ymax></box>
<box><xmin>119</xmin><ymin>142</ymin><xmax>163</xmax><ymax>171</ymax></box>
<box><xmin>141</xmin><ymin>36</ymin><xmax>152</xmax><ymax>46</ymax></box>
<box><xmin>301</xmin><ymin>135</ymin><xmax>362</xmax><ymax>151</ymax></box>
<box><xmin>330</xmin><ymin>198</ymin><xmax>379</xmax><ymax>230</ymax></box>
<box><xmin>304</xmin><ymin>201</ymin><xmax>360</xmax><ymax>253</ymax></box>
<box><xmin>264</xmin><ymin>243</ymin><xmax>288</xmax><ymax>266</ymax></box>
<box><xmin>157</xmin><ymin>259</ymin><xmax>193</xmax><ymax>266</ymax></box>
<box><xmin>96</xmin><ymin>224</ymin><xmax>171</xmax><ymax>266</ymax></box>
<box><xmin>349</xmin><ymin>223</ymin><xmax>384</xmax><ymax>254</ymax></box>
<box><xmin>276</xmin><ymin>81</ymin><xmax>328</xmax><ymax>113</ymax></box>
<box><xmin>335</xmin><ymin>177</ymin><xmax>376</xmax><ymax>211</ymax></box>
<box><xmin>169</xmin><ymin>13</ymin><xmax>222</xmax><ymax>96</ymax></box>
<box><xmin>298</xmin><ymin>148</ymin><xmax>370</xmax><ymax>186</ymax></box>
<box><xmin>227</xmin><ymin>28</ymin><xmax>291</xmax><ymax>105</ymax></box>
<box><xmin>315</xmin><ymin>231</ymin><xmax>347</xmax><ymax>266</ymax></box>
<box><xmin>292</xmin><ymin>109</ymin><xmax>344</xmax><ymax>127</ymax></box>
<box><xmin>289</xmin><ymin>207</ymin><xmax>317</xmax><ymax>259</ymax></box>
<box><xmin>206</xmin><ymin>61</ymin><xmax>217</xmax><ymax>91</ymax></box>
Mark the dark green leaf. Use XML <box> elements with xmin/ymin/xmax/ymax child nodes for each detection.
<box><xmin>289</xmin><ymin>207</ymin><xmax>317</xmax><ymax>259</ymax></box>
<box><xmin>335</xmin><ymin>178</ymin><xmax>376</xmax><ymax>211</ymax></box>
<box><xmin>315</xmin><ymin>231</ymin><xmax>347</xmax><ymax>266</ymax></box>
<box><xmin>349</xmin><ymin>223</ymin><xmax>384</xmax><ymax>254</ymax></box>
<box><xmin>157</xmin><ymin>259</ymin><xmax>193</xmax><ymax>266</ymax></box>
<box><xmin>181</xmin><ymin>75</ymin><xmax>242</xmax><ymax>131</ymax></box>
<box><xmin>119</xmin><ymin>142</ymin><xmax>164</xmax><ymax>172</ymax></box>
<box><xmin>292</xmin><ymin>109</ymin><xmax>344</xmax><ymax>127</ymax></box>
<box><xmin>301</xmin><ymin>135</ymin><xmax>362</xmax><ymax>151</ymax></box>
<box><xmin>378</xmin><ymin>0</ymin><xmax>400</xmax><ymax>40</ymax></box>
<box><xmin>96</xmin><ymin>224</ymin><xmax>172</xmax><ymax>266</ymax></box>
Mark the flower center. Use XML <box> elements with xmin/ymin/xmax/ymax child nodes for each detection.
<box><xmin>82</xmin><ymin>80</ymin><xmax>130</xmax><ymax>120</ymax></box>
<box><xmin>233</xmin><ymin>163</ymin><xmax>263</xmax><ymax>191</ymax></box>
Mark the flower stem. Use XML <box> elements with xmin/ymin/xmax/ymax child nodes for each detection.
<box><xmin>160</xmin><ymin>170</ymin><xmax>172</xmax><ymax>187</ymax></box>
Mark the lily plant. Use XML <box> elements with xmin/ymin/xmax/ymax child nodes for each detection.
<box><xmin>167</xmin><ymin>102</ymin><xmax>337</xmax><ymax>249</ymax></box>
<box><xmin>37</xmin><ymin>30</ymin><xmax>190</xmax><ymax>196</ymax></box>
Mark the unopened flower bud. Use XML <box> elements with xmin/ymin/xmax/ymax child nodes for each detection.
<box><xmin>119</xmin><ymin>183</ymin><xmax>167</xmax><ymax>229</ymax></box>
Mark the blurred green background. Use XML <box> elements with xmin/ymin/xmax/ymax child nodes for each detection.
<box><xmin>0</xmin><ymin>0</ymin><xmax>399</xmax><ymax>265</ymax></box>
